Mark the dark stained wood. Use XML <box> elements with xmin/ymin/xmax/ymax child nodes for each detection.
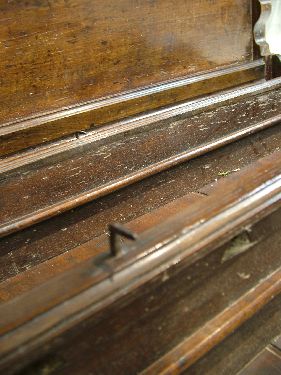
<box><xmin>252</xmin><ymin>0</ymin><xmax>261</xmax><ymax>59</ymax></box>
<box><xmin>0</xmin><ymin>1</ymin><xmax>280</xmax><ymax>374</ymax></box>
<box><xmin>0</xmin><ymin>61</ymin><xmax>264</xmax><ymax>156</ymax></box>
<box><xmin>0</xmin><ymin>151</ymin><xmax>281</xmax><ymax>375</ymax></box>
<box><xmin>0</xmin><ymin>0</ymin><xmax>262</xmax><ymax>155</ymax></box>
<box><xmin>0</xmin><ymin>193</ymin><xmax>205</xmax><ymax>302</ymax></box>
<box><xmin>2</xmin><ymin>201</ymin><xmax>281</xmax><ymax>375</ymax></box>
<box><xmin>1</xmin><ymin>123</ymin><xmax>280</xmax><ymax>283</ymax></box>
<box><xmin>2</xmin><ymin>121</ymin><xmax>281</xmax><ymax>298</ymax></box>
<box><xmin>272</xmin><ymin>56</ymin><xmax>281</xmax><ymax>78</ymax></box>
<box><xmin>11</xmin><ymin>265</ymin><xmax>281</xmax><ymax>375</ymax></box>
<box><xmin>143</xmin><ymin>269</ymin><xmax>281</xmax><ymax>375</ymax></box>
<box><xmin>0</xmin><ymin>0</ymin><xmax>254</xmax><ymax>126</ymax></box>
<box><xmin>188</xmin><ymin>296</ymin><xmax>281</xmax><ymax>375</ymax></box>
<box><xmin>1</xmin><ymin>81</ymin><xmax>281</xmax><ymax>239</ymax></box>
<box><xmin>3</xmin><ymin>76</ymin><xmax>279</xmax><ymax>175</ymax></box>
<box><xmin>264</xmin><ymin>56</ymin><xmax>281</xmax><ymax>81</ymax></box>
<box><xmin>9</xmin><ymin>296</ymin><xmax>281</xmax><ymax>375</ymax></box>
<box><xmin>239</xmin><ymin>348</ymin><xmax>281</xmax><ymax>375</ymax></box>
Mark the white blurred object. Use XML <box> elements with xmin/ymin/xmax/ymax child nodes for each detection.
<box><xmin>254</xmin><ymin>0</ymin><xmax>281</xmax><ymax>61</ymax></box>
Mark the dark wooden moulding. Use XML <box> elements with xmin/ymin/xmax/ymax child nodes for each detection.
<box><xmin>1</xmin><ymin>151</ymin><xmax>281</xmax><ymax>375</ymax></box>
<box><xmin>1</xmin><ymin>78</ymin><xmax>281</xmax><ymax>239</ymax></box>
<box><xmin>1</xmin><ymin>59</ymin><xmax>281</xmax><ymax>375</ymax></box>
<box><xmin>0</xmin><ymin>60</ymin><xmax>265</xmax><ymax>156</ymax></box>
<box><xmin>1</xmin><ymin>1</ymin><xmax>281</xmax><ymax>374</ymax></box>
<box><xmin>1</xmin><ymin>122</ymin><xmax>281</xmax><ymax>288</ymax></box>
<box><xmin>0</xmin><ymin>0</ymin><xmax>261</xmax><ymax>155</ymax></box>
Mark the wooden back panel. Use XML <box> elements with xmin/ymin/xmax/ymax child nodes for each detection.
<box><xmin>0</xmin><ymin>0</ymin><xmax>253</xmax><ymax>125</ymax></box>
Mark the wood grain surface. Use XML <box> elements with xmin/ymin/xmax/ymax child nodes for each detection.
<box><xmin>1</xmin><ymin>124</ymin><xmax>280</xmax><ymax>283</ymax></box>
<box><xmin>239</xmin><ymin>348</ymin><xmax>281</xmax><ymax>375</ymax></box>
<box><xmin>0</xmin><ymin>61</ymin><xmax>264</xmax><ymax>156</ymax></box>
<box><xmin>1</xmin><ymin>82</ymin><xmax>281</xmax><ymax>238</ymax></box>
<box><xmin>0</xmin><ymin>0</ymin><xmax>254</xmax><ymax>127</ymax></box>
<box><xmin>1</xmin><ymin>151</ymin><xmax>281</xmax><ymax>374</ymax></box>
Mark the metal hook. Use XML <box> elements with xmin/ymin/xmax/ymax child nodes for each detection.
<box><xmin>108</xmin><ymin>223</ymin><xmax>138</xmax><ymax>257</ymax></box>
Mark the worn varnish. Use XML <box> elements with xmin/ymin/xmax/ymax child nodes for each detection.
<box><xmin>1</xmin><ymin>1</ymin><xmax>281</xmax><ymax>374</ymax></box>
<box><xmin>187</xmin><ymin>296</ymin><xmax>281</xmax><ymax>374</ymax></box>
<box><xmin>143</xmin><ymin>268</ymin><xmax>281</xmax><ymax>375</ymax></box>
<box><xmin>1</xmin><ymin>126</ymin><xmax>281</xmax><ymax>298</ymax></box>
<box><xmin>0</xmin><ymin>0</ymin><xmax>261</xmax><ymax>155</ymax></box>
<box><xmin>0</xmin><ymin>123</ymin><xmax>281</xmax><ymax>283</ymax></box>
<box><xmin>0</xmin><ymin>0</ymin><xmax>254</xmax><ymax>125</ymax></box>
<box><xmin>1</xmin><ymin>81</ymin><xmax>281</xmax><ymax>238</ymax></box>
<box><xmin>0</xmin><ymin>61</ymin><xmax>264</xmax><ymax>156</ymax></box>
<box><xmin>1</xmin><ymin>152</ymin><xmax>281</xmax><ymax>374</ymax></box>
<box><xmin>0</xmin><ymin>193</ymin><xmax>204</xmax><ymax>302</ymax></box>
